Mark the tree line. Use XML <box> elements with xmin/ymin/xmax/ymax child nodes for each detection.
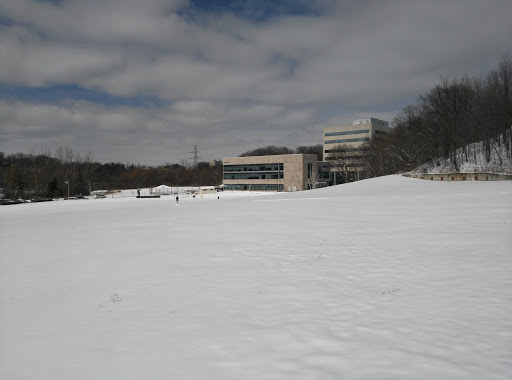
<box><xmin>0</xmin><ymin>148</ymin><xmax>222</xmax><ymax>199</ymax></box>
<box><xmin>239</xmin><ymin>145</ymin><xmax>323</xmax><ymax>161</ymax></box>
<box><xmin>0</xmin><ymin>143</ymin><xmax>325</xmax><ymax>199</ymax></box>
<box><xmin>2</xmin><ymin>56</ymin><xmax>510</xmax><ymax>197</ymax></box>
<box><xmin>360</xmin><ymin>56</ymin><xmax>512</xmax><ymax>178</ymax></box>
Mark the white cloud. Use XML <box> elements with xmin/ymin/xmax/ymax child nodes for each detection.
<box><xmin>0</xmin><ymin>0</ymin><xmax>187</xmax><ymax>43</ymax></box>
<box><xmin>2</xmin><ymin>0</ymin><xmax>510</xmax><ymax>103</ymax></box>
<box><xmin>0</xmin><ymin>26</ymin><xmax>124</xmax><ymax>86</ymax></box>
<box><xmin>0</xmin><ymin>0</ymin><xmax>511</xmax><ymax>162</ymax></box>
<box><xmin>0</xmin><ymin>99</ymin><xmax>320</xmax><ymax>164</ymax></box>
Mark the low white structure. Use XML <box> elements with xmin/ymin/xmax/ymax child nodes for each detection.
<box><xmin>199</xmin><ymin>186</ymin><xmax>216</xmax><ymax>194</ymax></box>
<box><xmin>151</xmin><ymin>185</ymin><xmax>175</xmax><ymax>195</ymax></box>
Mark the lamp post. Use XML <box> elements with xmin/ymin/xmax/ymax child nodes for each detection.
<box><xmin>65</xmin><ymin>180</ymin><xmax>69</xmax><ymax>200</ymax></box>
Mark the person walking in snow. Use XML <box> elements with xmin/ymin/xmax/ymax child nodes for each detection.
<box><xmin>176</xmin><ymin>195</ymin><xmax>179</xmax><ymax>203</ymax></box>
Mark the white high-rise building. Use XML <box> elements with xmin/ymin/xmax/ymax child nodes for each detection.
<box><xmin>322</xmin><ymin>117</ymin><xmax>391</xmax><ymax>183</ymax></box>
<box><xmin>323</xmin><ymin>117</ymin><xmax>391</xmax><ymax>161</ymax></box>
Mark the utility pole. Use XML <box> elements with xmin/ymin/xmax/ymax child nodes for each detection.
<box><xmin>189</xmin><ymin>145</ymin><xmax>202</xmax><ymax>167</ymax></box>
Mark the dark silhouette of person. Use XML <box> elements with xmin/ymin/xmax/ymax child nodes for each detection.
<box><xmin>176</xmin><ymin>195</ymin><xmax>179</xmax><ymax>203</ymax></box>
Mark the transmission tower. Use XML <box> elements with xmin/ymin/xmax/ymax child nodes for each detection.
<box><xmin>189</xmin><ymin>145</ymin><xmax>202</xmax><ymax>167</ymax></box>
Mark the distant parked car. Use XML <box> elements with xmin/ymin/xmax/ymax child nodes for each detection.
<box><xmin>0</xmin><ymin>199</ymin><xmax>25</xmax><ymax>205</ymax></box>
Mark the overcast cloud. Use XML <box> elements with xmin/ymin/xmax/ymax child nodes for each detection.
<box><xmin>1</xmin><ymin>0</ymin><xmax>511</xmax><ymax>165</ymax></box>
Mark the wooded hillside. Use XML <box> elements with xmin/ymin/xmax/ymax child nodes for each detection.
<box><xmin>362</xmin><ymin>56</ymin><xmax>512</xmax><ymax>177</ymax></box>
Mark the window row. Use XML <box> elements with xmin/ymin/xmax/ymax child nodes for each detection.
<box><xmin>325</xmin><ymin>147</ymin><xmax>368</xmax><ymax>153</ymax></box>
<box><xmin>224</xmin><ymin>173</ymin><xmax>283</xmax><ymax>180</ymax></box>
<box><xmin>223</xmin><ymin>163</ymin><xmax>283</xmax><ymax>172</ymax></box>
<box><xmin>325</xmin><ymin>137</ymin><xmax>368</xmax><ymax>144</ymax></box>
<box><xmin>224</xmin><ymin>184</ymin><xmax>284</xmax><ymax>191</ymax></box>
<box><xmin>325</xmin><ymin>155</ymin><xmax>366</xmax><ymax>161</ymax></box>
<box><xmin>325</xmin><ymin>129</ymin><xmax>369</xmax><ymax>137</ymax></box>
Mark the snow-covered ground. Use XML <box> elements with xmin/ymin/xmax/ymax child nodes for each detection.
<box><xmin>1</xmin><ymin>175</ymin><xmax>511</xmax><ymax>379</ymax></box>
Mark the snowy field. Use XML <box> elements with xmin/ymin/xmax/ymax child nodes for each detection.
<box><xmin>1</xmin><ymin>175</ymin><xmax>511</xmax><ymax>379</ymax></box>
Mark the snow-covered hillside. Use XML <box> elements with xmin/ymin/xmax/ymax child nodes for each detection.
<box><xmin>410</xmin><ymin>130</ymin><xmax>512</xmax><ymax>175</ymax></box>
<box><xmin>1</xmin><ymin>176</ymin><xmax>511</xmax><ymax>379</ymax></box>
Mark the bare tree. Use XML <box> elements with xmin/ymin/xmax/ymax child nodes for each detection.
<box><xmin>328</xmin><ymin>144</ymin><xmax>364</xmax><ymax>183</ymax></box>
<box><xmin>306</xmin><ymin>162</ymin><xmax>322</xmax><ymax>190</ymax></box>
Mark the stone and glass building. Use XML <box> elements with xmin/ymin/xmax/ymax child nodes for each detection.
<box><xmin>222</xmin><ymin>154</ymin><xmax>318</xmax><ymax>192</ymax></box>
<box><xmin>322</xmin><ymin>117</ymin><xmax>391</xmax><ymax>183</ymax></box>
<box><xmin>323</xmin><ymin>117</ymin><xmax>391</xmax><ymax>161</ymax></box>
<box><xmin>221</xmin><ymin>117</ymin><xmax>391</xmax><ymax>191</ymax></box>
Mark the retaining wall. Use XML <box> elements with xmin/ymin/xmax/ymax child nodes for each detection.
<box><xmin>405</xmin><ymin>173</ymin><xmax>512</xmax><ymax>181</ymax></box>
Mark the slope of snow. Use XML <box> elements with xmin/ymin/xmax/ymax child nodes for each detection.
<box><xmin>1</xmin><ymin>176</ymin><xmax>511</xmax><ymax>379</ymax></box>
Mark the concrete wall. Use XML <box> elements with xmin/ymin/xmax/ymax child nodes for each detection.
<box><xmin>405</xmin><ymin>173</ymin><xmax>512</xmax><ymax>181</ymax></box>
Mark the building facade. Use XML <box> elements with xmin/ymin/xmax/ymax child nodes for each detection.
<box><xmin>322</xmin><ymin>117</ymin><xmax>391</xmax><ymax>183</ymax></box>
<box><xmin>221</xmin><ymin>117</ymin><xmax>390</xmax><ymax>191</ymax></box>
<box><xmin>223</xmin><ymin>154</ymin><xmax>318</xmax><ymax>192</ymax></box>
<box><xmin>323</xmin><ymin>117</ymin><xmax>391</xmax><ymax>161</ymax></box>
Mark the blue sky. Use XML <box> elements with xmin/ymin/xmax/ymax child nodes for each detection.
<box><xmin>0</xmin><ymin>84</ymin><xmax>166</xmax><ymax>108</ymax></box>
<box><xmin>188</xmin><ymin>0</ymin><xmax>321</xmax><ymax>20</ymax></box>
<box><xmin>1</xmin><ymin>0</ymin><xmax>321</xmax><ymax>107</ymax></box>
<box><xmin>1</xmin><ymin>0</ymin><xmax>511</xmax><ymax>165</ymax></box>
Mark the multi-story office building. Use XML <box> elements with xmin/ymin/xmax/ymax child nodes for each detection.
<box><xmin>323</xmin><ymin>117</ymin><xmax>390</xmax><ymax>161</ymax></box>
<box><xmin>322</xmin><ymin>117</ymin><xmax>391</xmax><ymax>183</ymax></box>
<box><xmin>221</xmin><ymin>117</ymin><xmax>390</xmax><ymax>191</ymax></box>
<box><xmin>223</xmin><ymin>154</ymin><xmax>318</xmax><ymax>192</ymax></box>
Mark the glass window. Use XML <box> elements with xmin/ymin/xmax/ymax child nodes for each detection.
<box><xmin>223</xmin><ymin>173</ymin><xmax>283</xmax><ymax>180</ymax></box>
<box><xmin>325</xmin><ymin>129</ymin><xmax>369</xmax><ymax>137</ymax></box>
<box><xmin>224</xmin><ymin>163</ymin><xmax>283</xmax><ymax>172</ymax></box>
<box><xmin>325</xmin><ymin>137</ymin><xmax>368</xmax><ymax>144</ymax></box>
<box><xmin>325</xmin><ymin>147</ymin><xmax>368</xmax><ymax>153</ymax></box>
<box><xmin>224</xmin><ymin>184</ymin><xmax>283</xmax><ymax>191</ymax></box>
